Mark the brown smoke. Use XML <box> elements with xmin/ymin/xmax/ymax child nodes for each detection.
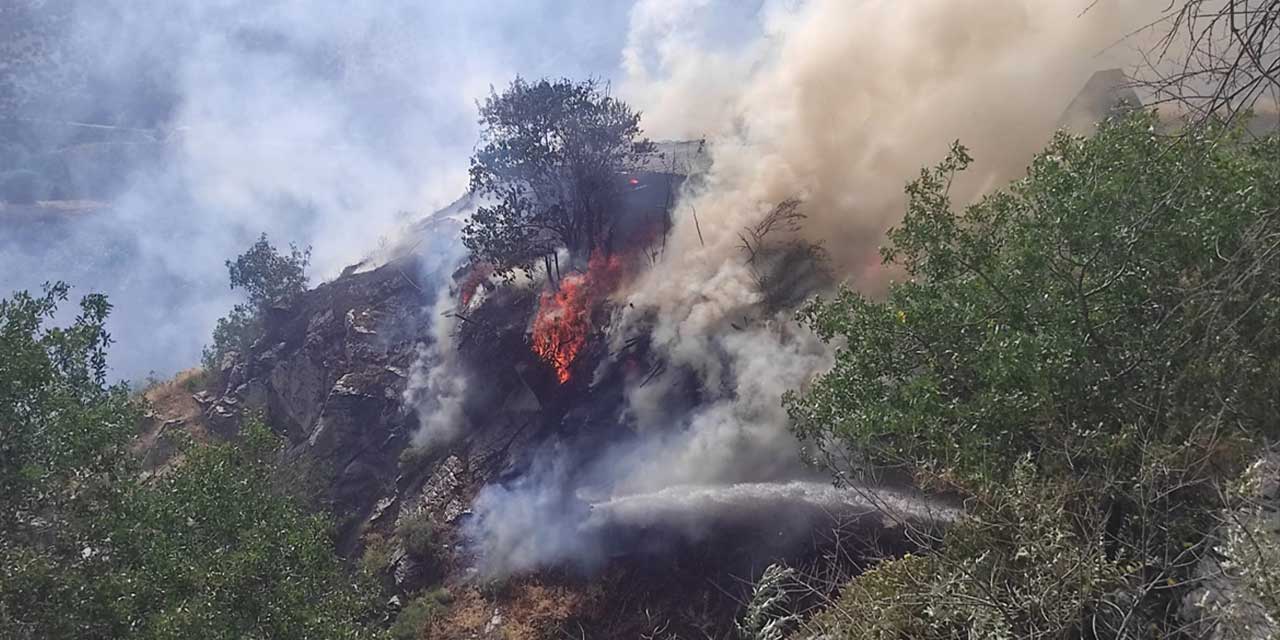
<box><xmin>622</xmin><ymin>0</ymin><xmax>1157</xmax><ymax>297</ymax></box>
<box><xmin>603</xmin><ymin>0</ymin><xmax>1160</xmax><ymax>507</ymax></box>
<box><xmin>469</xmin><ymin>1</ymin><xmax>1167</xmax><ymax>574</ymax></box>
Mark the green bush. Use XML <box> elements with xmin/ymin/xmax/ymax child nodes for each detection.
<box><xmin>397</xmin><ymin>511</ymin><xmax>438</xmax><ymax>561</ymax></box>
<box><xmin>226</xmin><ymin>234</ymin><xmax>311</xmax><ymax>310</ymax></box>
<box><xmin>201</xmin><ymin>303</ymin><xmax>260</xmax><ymax>373</ymax></box>
<box><xmin>788</xmin><ymin>112</ymin><xmax>1280</xmax><ymax>490</ymax></box>
<box><xmin>0</xmin><ymin>284</ymin><xmax>385</xmax><ymax>639</ymax></box>
<box><xmin>785</xmin><ymin>112</ymin><xmax>1280</xmax><ymax>636</ymax></box>
<box><xmin>360</xmin><ymin>534</ymin><xmax>395</xmax><ymax>577</ymax></box>
<box><xmin>398</xmin><ymin>444</ymin><xmax>433</xmax><ymax>471</ymax></box>
<box><xmin>389</xmin><ymin>588</ymin><xmax>452</xmax><ymax>640</ymax></box>
<box><xmin>179</xmin><ymin>368</ymin><xmax>212</xmax><ymax>393</ymax></box>
<box><xmin>801</xmin><ymin>463</ymin><xmax>1121</xmax><ymax>639</ymax></box>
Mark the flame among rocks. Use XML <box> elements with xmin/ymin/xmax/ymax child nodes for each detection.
<box><xmin>531</xmin><ymin>251</ymin><xmax>623</xmax><ymax>383</ymax></box>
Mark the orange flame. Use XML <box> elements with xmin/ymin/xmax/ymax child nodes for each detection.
<box><xmin>531</xmin><ymin>252</ymin><xmax>622</xmax><ymax>384</ymax></box>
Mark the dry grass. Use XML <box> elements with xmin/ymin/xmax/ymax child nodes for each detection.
<box><xmin>132</xmin><ymin>368</ymin><xmax>212</xmax><ymax>469</ymax></box>
<box><xmin>431</xmin><ymin>579</ymin><xmax>586</xmax><ymax>640</ymax></box>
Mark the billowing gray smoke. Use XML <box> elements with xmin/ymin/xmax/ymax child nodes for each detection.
<box><xmin>5</xmin><ymin>0</ymin><xmax>1166</xmax><ymax>577</ymax></box>
<box><xmin>463</xmin><ymin>0</ymin><xmax>1163</xmax><ymax>575</ymax></box>
<box><xmin>0</xmin><ymin>0</ymin><xmax>635</xmax><ymax>381</ymax></box>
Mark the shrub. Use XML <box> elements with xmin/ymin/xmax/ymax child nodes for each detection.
<box><xmin>798</xmin><ymin>463</ymin><xmax>1122</xmax><ymax>639</ymax></box>
<box><xmin>201</xmin><ymin>303</ymin><xmax>260</xmax><ymax>374</ymax></box>
<box><xmin>226</xmin><ymin>234</ymin><xmax>311</xmax><ymax>310</ymax></box>
<box><xmin>398</xmin><ymin>444</ymin><xmax>433</xmax><ymax>471</ymax></box>
<box><xmin>390</xmin><ymin>588</ymin><xmax>452</xmax><ymax>640</ymax></box>
<box><xmin>785</xmin><ymin>112</ymin><xmax>1280</xmax><ymax>636</ymax></box>
<box><xmin>463</xmin><ymin>77</ymin><xmax>654</xmax><ymax>281</ymax></box>
<box><xmin>397</xmin><ymin>510</ymin><xmax>438</xmax><ymax>561</ymax></box>
<box><xmin>360</xmin><ymin>534</ymin><xmax>395</xmax><ymax>577</ymax></box>
<box><xmin>179</xmin><ymin>367</ymin><xmax>212</xmax><ymax>393</ymax></box>
<box><xmin>0</xmin><ymin>285</ymin><xmax>384</xmax><ymax>638</ymax></box>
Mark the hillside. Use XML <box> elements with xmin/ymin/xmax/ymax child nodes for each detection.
<box><xmin>6</xmin><ymin>2</ymin><xmax>1280</xmax><ymax>637</ymax></box>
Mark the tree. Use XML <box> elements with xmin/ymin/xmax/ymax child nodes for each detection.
<box><xmin>463</xmin><ymin>77</ymin><xmax>654</xmax><ymax>281</ymax></box>
<box><xmin>0</xmin><ymin>284</ymin><xmax>384</xmax><ymax>639</ymax></box>
<box><xmin>202</xmin><ymin>234</ymin><xmax>310</xmax><ymax>372</ymax></box>
<box><xmin>0</xmin><ymin>283</ymin><xmax>136</xmax><ymax>536</ymax></box>
<box><xmin>785</xmin><ymin>112</ymin><xmax>1280</xmax><ymax>635</ymax></box>
<box><xmin>226</xmin><ymin>233</ymin><xmax>311</xmax><ymax>311</ymax></box>
<box><xmin>1138</xmin><ymin>1</ymin><xmax>1280</xmax><ymax>123</ymax></box>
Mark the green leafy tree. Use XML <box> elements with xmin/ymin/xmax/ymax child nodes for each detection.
<box><xmin>463</xmin><ymin>77</ymin><xmax>654</xmax><ymax>280</ymax></box>
<box><xmin>0</xmin><ymin>284</ymin><xmax>383</xmax><ymax>639</ymax></box>
<box><xmin>226</xmin><ymin>233</ymin><xmax>311</xmax><ymax>311</ymax></box>
<box><xmin>202</xmin><ymin>234</ymin><xmax>310</xmax><ymax>372</ymax></box>
<box><xmin>202</xmin><ymin>303</ymin><xmax>259</xmax><ymax>372</ymax></box>
<box><xmin>786</xmin><ymin>112</ymin><xmax>1280</xmax><ymax>635</ymax></box>
<box><xmin>0</xmin><ymin>282</ymin><xmax>137</xmax><ymax>538</ymax></box>
<box><xmin>789</xmin><ymin>112</ymin><xmax>1280</xmax><ymax>489</ymax></box>
<box><xmin>92</xmin><ymin>418</ymin><xmax>383</xmax><ymax>640</ymax></box>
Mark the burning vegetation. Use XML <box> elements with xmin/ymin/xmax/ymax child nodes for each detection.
<box><xmin>529</xmin><ymin>252</ymin><xmax>624</xmax><ymax>384</ymax></box>
<box><xmin>10</xmin><ymin>8</ymin><xmax>1280</xmax><ymax>636</ymax></box>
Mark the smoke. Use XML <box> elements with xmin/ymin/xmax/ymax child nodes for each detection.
<box><xmin>5</xmin><ymin>0</ymin><xmax>1165</xmax><ymax>575</ymax></box>
<box><xmin>0</xmin><ymin>0</ymin><xmax>633</xmax><ymax>381</ymax></box>
<box><xmin>468</xmin><ymin>444</ymin><xmax>605</xmax><ymax>575</ymax></box>
<box><xmin>403</xmin><ymin>287</ymin><xmax>468</xmax><ymax>449</ymax></box>
<box><xmin>614</xmin><ymin>0</ymin><xmax>1159</xmax><ymax>488</ymax></box>
<box><xmin>466</xmin><ymin>0</ymin><xmax>1161</xmax><ymax>575</ymax></box>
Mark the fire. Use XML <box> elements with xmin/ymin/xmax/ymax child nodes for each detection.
<box><xmin>458</xmin><ymin>263</ymin><xmax>493</xmax><ymax>308</ymax></box>
<box><xmin>531</xmin><ymin>251</ymin><xmax>622</xmax><ymax>383</ymax></box>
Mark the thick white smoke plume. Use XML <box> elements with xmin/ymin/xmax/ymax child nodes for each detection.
<box><xmin>404</xmin><ymin>288</ymin><xmax>469</xmax><ymax>449</ymax></box>
<box><xmin>0</xmin><ymin>0</ymin><xmax>633</xmax><ymax>381</ymax></box>
<box><xmin>466</xmin><ymin>0</ymin><xmax>1161</xmax><ymax>575</ymax></box>
<box><xmin>5</xmin><ymin>0</ymin><xmax>1165</xmax><ymax>576</ymax></box>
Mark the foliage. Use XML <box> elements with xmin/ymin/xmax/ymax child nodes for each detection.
<box><xmin>0</xmin><ymin>285</ymin><xmax>383</xmax><ymax>639</ymax></box>
<box><xmin>96</xmin><ymin>418</ymin><xmax>383</xmax><ymax>639</ymax></box>
<box><xmin>200</xmin><ymin>303</ymin><xmax>259</xmax><ymax>372</ymax></box>
<box><xmin>398</xmin><ymin>443</ymin><xmax>434</xmax><ymax>471</ymax></box>
<box><xmin>785</xmin><ymin>112</ymin><xmax>1280</xmax><ymax>636</ymax></box>
<box><xmin>1191</xmin><ymin>456</ymin><xmax>1280</xmax><ymax>639</ymax></box>
<box><xmin>802</xmin><ymin>462</ymin><xmax>1122</xmax><ymax>639</ymax></box>
<box><xmin>463</xmin><ymin>77</ymin><xmax>654</xmax><ymax>280</ymax></box>
<box><xmin>389</xmin><ymin>588</ymin><xmax>452</xmax><ymax>640</ymax></box>
<box><xmin>1140</xmin><ymin>2</ymin><xmax>1280</xmax><ymax>123</ymax></box>
<box><xmin>360</xmin><ymin>534</ymin><xmax>395</xmax><ymax>577</ymax></box>
<box><xmin>397</xmin><ymin>510</ymin><xmax>438</xmax><ymax>561</ymax></box>
<box><xmin>0</xmin><ymin>282</ymin><xmax>137</xmax><ymax>538</ymax></box>
<box><xmin>737</xmin><ymin>200</ymin><xmax>832</xmax><ymax>313</ymax></box>
<box><xmin>180</xmin><ymin>367</ymin><xmax>212</xmax><ymax>393</ymax></box>
<box><xmin>737</xmin><ymin>564</ymin><xmax>798</xmax><ymax>640</ymax></box>
<box><xmin>202</xmin><ymin>234</ymin><xmax>309</xmax><ymax>375</ymax></box>
<box><xmin>226</xmin><ymin>233</ymin><xmax>311</xmax><ymax>311</ymax></box>
<box><xmin>789</xmin><ymin>111</ymin><xmax>1280</xmax><ymax>489</ymax></box>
